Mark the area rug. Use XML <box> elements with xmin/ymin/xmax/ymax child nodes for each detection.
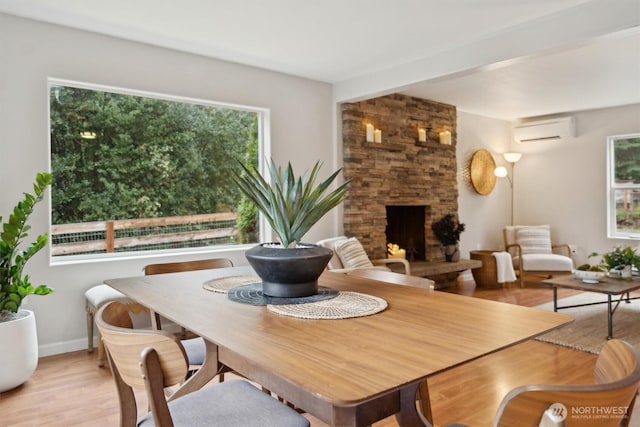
<box><xmin>534</xmin><ymin>292</ymin><xmax>640</xmax><ymax>354</ymax></box>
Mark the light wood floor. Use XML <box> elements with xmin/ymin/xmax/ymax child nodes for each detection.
<box><xmin>1</xmin><ymin>279</ymin><xmax>638</xmax><ymax>427</ymax></box>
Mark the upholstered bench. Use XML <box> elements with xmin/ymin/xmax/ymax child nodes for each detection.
<box><xmin>84</xmin><ymin>284</ymin><xmax>130</xmax><ymax>367</ymax></box>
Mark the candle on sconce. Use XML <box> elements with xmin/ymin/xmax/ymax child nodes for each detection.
<box><xmin>439</xmin><ymin>130</ymin><xmax>452</xmax><ymax>145</ymax></box>
<box><xmin>418</xmin><ymin>128</ymin><xmax>426</xmax><ymax>143</ymax></box>
<box><xmin>365</xmin><ymin>124</ymin><xmax>374</xmax><ymax>142</ymax></box>
<box><xmin>374</xmin><ymin>129</ymin><xmax>382</xmax><ymax>143</ymax></box>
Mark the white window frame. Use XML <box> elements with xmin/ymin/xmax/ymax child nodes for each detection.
<box><xmin>48</xmin><ymin>78</ymin><xmax>271</xmax><ymax>265</ymax></box>
<box><xmin>606</xmin><ymin>133</ymin><xmax>640</xmax><ymax>240</ymax></box>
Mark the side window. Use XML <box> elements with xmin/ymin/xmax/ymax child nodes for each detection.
<box><xmin>607</xmin><ymin>134</ymin><xmax>640</xmax><ymax>239</ymax></box>
<box><xmin>49</xmin><ymin>80</ymin><xmax>264</xmax><ymax>262</ymax></box>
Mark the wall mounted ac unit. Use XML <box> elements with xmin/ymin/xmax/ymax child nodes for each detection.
<box><xmin>513</xmin><ymin>117</ymin><xmax>575</xmax><ymax>143</ymax></box>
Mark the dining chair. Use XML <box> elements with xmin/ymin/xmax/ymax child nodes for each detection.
<box><xmin>96</xmin><ymin>301</ymin><xmax>310</xmax><ymax>427</ymax></box>
<box><xmin>503</xmin><ymin>225</ymin><xmax>573</xmax><ymax>287</ymax></box>
<box><xmin>447</xmin><ymin>339</ymin><xmax>640</xmax><ymax>427</ymax></box>
<box><xmin>316</xmin><ymin>235</ymin><xmax>411</xmax><ymax>274</ymax></box>
<box><xmin>143</xmin><ymin>258</ymin><xmax>233</xmax><ymax>275</ymax></box>
<box><xmin>143</xmin><ymin>258</ymin><xmax>233</xmax><ymax>331</ymax></box>
<box><xmin>87</xmin><ymin>257</ymin><xmax>233</xmax><ymax>367</ymax></box>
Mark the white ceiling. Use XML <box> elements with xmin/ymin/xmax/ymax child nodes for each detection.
<box><xmin>0</xmin><ymin>0</ymin><xmax>639</xmax><ymax>120</ymax></box>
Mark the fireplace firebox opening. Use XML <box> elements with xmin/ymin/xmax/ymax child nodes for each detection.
<box><xmin>385</xmin><ymin>205</ymin><xmax>427</xmax><ymax>261</ymax></box>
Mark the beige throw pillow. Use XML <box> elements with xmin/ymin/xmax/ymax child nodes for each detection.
<box><xmin>516</xmin><ymin>226</ymin><xmax>552</xmax><ymax>254</ymax></box>
<box><xmin>334</xmin><ymin>237</ymin><xmax>374</xmax><ymax>269</ymax></box>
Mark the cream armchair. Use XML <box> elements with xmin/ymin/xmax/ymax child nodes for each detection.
<box><xmin>503</xmin><ymin>225</ymin><xmax>573</xmax><ymax>287</ymax></box>
<box><xmin>316</xmin><ymin>236</ymin><xmax>411</xmax><ymax>275</ymax></box>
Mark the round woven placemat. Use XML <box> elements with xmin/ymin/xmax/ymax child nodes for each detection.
<box><xmin>267</xmin><ymin>291</ymin><xmax>387</xmax><ymax>320</ymax></box>
<box><xmin>203</xmin><ymin>275</ymin><xmax>261</xmax><ymax>294</ymax></box>
<box><xmin>228</xmin><ymin>284</ymin><xmax>339</xmax><ymax>306</ymax></box>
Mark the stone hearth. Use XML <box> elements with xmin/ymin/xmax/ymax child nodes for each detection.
<box><xmin>341</xmin><ymin>94</ymin><xmax>458</xmax><ymax>261</ymax></box>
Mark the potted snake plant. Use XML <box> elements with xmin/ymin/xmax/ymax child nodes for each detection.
<box><xmin>233</xmin><ymin>159</ymin><xmax>349</xmax><ymax>297</ymax></box>
<box><xmin>0</xmin><ymin>172</ymin><xmax>53</xmax><ymax>391</ymax></box>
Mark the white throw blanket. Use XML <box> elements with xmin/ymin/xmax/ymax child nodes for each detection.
<box><xmin>492</xmin><ymin>252</ymin><xmax>517</xmax><ymax>283</ymax></box>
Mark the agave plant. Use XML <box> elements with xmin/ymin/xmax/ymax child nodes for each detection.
<box><xmin>0</xmin><ymin>172</ymin><xmax>53</xmax><ymax>316</ymax></box>
<box><xmin>233</xmin><ymin>159</ymin><xmax>349</xmax><ymax>248</ymax></box>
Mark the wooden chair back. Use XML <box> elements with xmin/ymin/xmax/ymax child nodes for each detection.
<box><xmin>97</xmin><ymin>301</ymin><xmax>189</xmax><ymax>388</ymax></box>
<box><xmin>494</xmin><ymin>339</ymin><xmax>640</xmax><ymax>427</ymax></box>
<box><xmin>348</xmin><ymin>269</ymin><xmax>434</xmax><ymax>290</ymax></box>
<box><xmin>143</xmin><ymin>258</ymin><xmax>233</xmax><ymax>331</ymax></box>
<box><xmin>143</xmin><ymin>258</ymin><xmax>233</xmax><ymax>275</ymax></box>
<box><xmin>96</xmin><ymin>301</ymin><xmax>190</xmax><ymax>426</ymax></box>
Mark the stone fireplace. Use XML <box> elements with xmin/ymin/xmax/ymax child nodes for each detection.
<box><xmin>341</xmin><ymin>94</ymin><xmax>458</xmax><ymax>262</ymax></box>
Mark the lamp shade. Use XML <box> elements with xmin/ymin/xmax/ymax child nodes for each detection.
<box><xmin>494</xmin><ymin>166</ymin><xmax>508</xmax><ymax>177</ymax></box>
<box><xmin>503</xmin><ymin>152</ymin><xmax>522</xmax><ymax>163</ymax></box>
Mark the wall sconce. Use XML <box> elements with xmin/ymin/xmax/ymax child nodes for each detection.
<box><xmin>365</xmin><ymin>123</ymin><xmax>382</xmax><ymax>143</ymax></box>
<box><xmin>494</xmin><ymin>152</ymin><xmax>523</xmax><ymax>225</ymax></box>
<box><xmin>439</xmin><ymin>130</ymin><xmax>452</xmax><ymax>145</ymax></box>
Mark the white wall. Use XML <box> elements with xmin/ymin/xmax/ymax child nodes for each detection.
<box><xmin>514</xmin><ymin>104</ymin><xmax>640</xmax><ymax>266</ymax></box>
<box><xmin>0</xmin><ymin>13</ymin><xmax>335</xmax><ymax>355</ymax></box>
<box><xmin>456</xmin><ymin>112</ymin><xmax>512</xmax><ymax>258</ymax></box>
<box><xmin>457</xmin><ymin>104</ymin><xmax>640</xmax><ymax>269</ymax></box>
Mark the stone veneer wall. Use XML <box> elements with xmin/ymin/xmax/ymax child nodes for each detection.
<box><xmin>341</xmin><ymin>94</ymin><xmax>458</xmax><ymax>261</ymax></box>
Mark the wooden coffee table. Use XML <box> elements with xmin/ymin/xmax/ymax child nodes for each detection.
<box><xmin>541</xmin><ymin>275</ymin><xmax>640</xmax><ymax>339</ymax></box>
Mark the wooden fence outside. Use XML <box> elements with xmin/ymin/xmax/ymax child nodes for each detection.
<box><xmin>51</xmin><ymin>212</ymin><xmax>238</xmax><ymax>256</ymax></box>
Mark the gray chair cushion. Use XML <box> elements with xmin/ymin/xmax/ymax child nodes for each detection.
<box><xmin>181</xmin><ymin>337</ymin><xmax>205</xmax><ymax>366</ymax></box>
<box><xmin>137</xmin><ymin>379</ymin><xmax>309</xmax><ymax>427</ymax></box>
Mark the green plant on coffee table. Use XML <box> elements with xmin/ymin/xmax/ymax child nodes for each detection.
<box><xmin>577</xmin><ymin>246</ymin><xmax>640</xmax><ymax>278</ymax></box>
<box><xmin>576</xmin><ymin>263</ymin><xmax>607</xmax><ymax>272</ymax></box>
<box><xmin>0</xmin><ymin>173</ymin><xmax>53</xmax><ymax>316</ymax></box>
<box><xmin>587</xmin><ymin>246</ymin><xmax>640</xmax><ymax>272</ymax></box>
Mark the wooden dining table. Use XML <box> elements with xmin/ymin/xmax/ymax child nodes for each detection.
<box><xmin>105</xmin><ymin>266</ymin><xmax>572</xmax><ymax>427</ymax></box>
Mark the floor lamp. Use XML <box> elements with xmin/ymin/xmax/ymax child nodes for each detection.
<box><xmin>494</xmin><ymin>152</ymin><xmax>522</xmax><ymax>225</ymax></box>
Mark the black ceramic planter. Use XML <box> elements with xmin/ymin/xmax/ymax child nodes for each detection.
<box><xmin>245</xmin><ymin>243</ymin><xmax>333</xmax><ymax>298</ymax></box>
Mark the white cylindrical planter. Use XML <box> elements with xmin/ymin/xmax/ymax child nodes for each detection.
<box><xmin>0</xmin><ymin>310</ymin><xmax>38</xmax><ymax>392</ymax></box>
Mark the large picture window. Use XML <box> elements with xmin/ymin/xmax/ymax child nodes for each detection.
<box><xmin>49</xmin><ymin>79</ymin><xmax>265</xmax><ymax>261</ymax></box>
<box><xmin>607</xmin><ymin>133</ymin><xmax>640</xmax><ymax>239</ymax></box>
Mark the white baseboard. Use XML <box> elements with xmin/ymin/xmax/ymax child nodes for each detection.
<box><xmin>38</xmin><ymin>322</ymin><xmax>183</xmax><ymax>358</ymax></box>
<box><xmin>39</xmin><ymin>338</ymin><xmax>89</xmax><ymax>357</ymax></box>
